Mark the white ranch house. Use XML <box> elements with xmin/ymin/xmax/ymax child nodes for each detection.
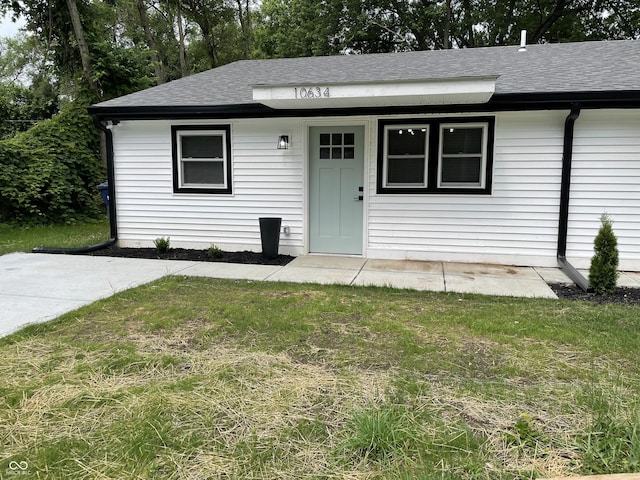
<box><xmin>88</xmin><ymin>39</ymin><xmax>640</xmax><ymax>287</ymax></box>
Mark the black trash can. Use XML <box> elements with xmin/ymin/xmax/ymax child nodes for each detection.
<box><xmin>97</xmin><ymin>181</ymin><xmax>109</xmax><ymax>215</ymax></box>
<box><xmin>259</xmin><ymin>217</ymin><xmax>282</xmax><ymax>260</ymax></box>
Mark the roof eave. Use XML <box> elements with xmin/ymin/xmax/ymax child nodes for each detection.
<box><xmin>88</xmin><ymin>90</ymin><xmax>640</xmax><ymax>122</ymax></box>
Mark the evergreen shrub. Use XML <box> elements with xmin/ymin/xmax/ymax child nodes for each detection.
<box><xmin>589</xmin><ymin>213</ymin><xmax>619</xmax><ymax>295</ymax></box>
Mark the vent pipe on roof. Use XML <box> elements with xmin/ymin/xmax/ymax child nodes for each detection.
<box><xmin>518</xmin><ymin>30</ymin><xmax>527</xmax><ymax>52</ymax></box>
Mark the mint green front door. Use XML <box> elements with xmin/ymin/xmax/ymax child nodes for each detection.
<box><xmin>309</xmin><ymin>126</ymin><xmax>364</xmax><ymax>255</ymax></box>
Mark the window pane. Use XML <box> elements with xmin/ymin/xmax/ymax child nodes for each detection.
<box><xmin>320</xmin><ymin>147</ymin><xmax>330</xmax><ymax>159</ymax></box>
<box><xmin>320</xmin><ymin>134</ymin><xmax>330</xmax><ymax>145</ymax></box>
<box><xmin>344</xmin><ymin>147</ymin><xmax>355</xmax><ymax>159</ymax></box>
<box><xmin>442</xmin><ymin>127</ymin><xmax>482</xmax><ymax>155</ymax></box>
<box><xmin>332</xmin><ymin>133</ymin><xmax>342</xmax><ymax>145</ymax></box>
<box><xmin>388</xmin><ymin>128</ymin><xmax>427</xmax><ymax>156</ymax></box>
<box><xmin>344</xmin><ymin>133</ymin><xmax>355</xmax><ymax>145</ymax></box>
<box><xmin>332</xmin><ymin>147</ymin><xmax>342</xmax><ymax>159</ymax></box>
<box><xmin>182</xmin><ymin>135</ymin><xmax>223</xmax><ymax>158</ymax></box>
<box><xmin>388</xmin><ymin>157</ymin><xmax>425</xmax><ymax>185</ymax></box>
<box><xmin>441</xmin><ymin>157</ymin><xmax>481</xmax><ymax>183</ymax></box>
<box><xmin>183</xmin><ymin>161</ymin><xmax>224</xmax><ymax>185</ymax></box>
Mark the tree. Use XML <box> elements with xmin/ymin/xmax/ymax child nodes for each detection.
<box><xmin>0</xmin><ymin>35</ymin><xmax>59</xmax><ymax>139</ymax></box>
<box><xmin>134</xmin><ymin>0</ymin><xmax>166</xmax><ymax>83</ymax></box>
<box><xmin>254</xmin><ymin>0</ymin><xmax>339</xmax><ymax>57</ymax></box>
<box><xmin>589</xmin><ymin>213</ymin><xmax>619</xmax><ymax>295</ymax></box>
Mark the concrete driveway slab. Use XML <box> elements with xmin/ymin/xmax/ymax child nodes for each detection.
<box><xmin>619</xmin><ymin>272</ymin><xmax>640</xmax><ymax>287</ymax></box>
<box><xmin>443</xmin><ymin>262</ymin><xmax>542</xmax><ymax>280</ymax></box>
<box><xmin>0</xmin><ymin>253</ymin><xmax>195</xmax><ymax>336</ymax></box>
<box><xmin>287</xmin><ymin>255</ymin><xmax>366</xmax><ymax>270</ymax></box>
<box><xmin>267</xmin><ymin>266</ymin><xmax>359</xmax><ymax>285</ymax></box>
<box><xmin>445</xmin><ymin>274</ymin><xmax>557</xmax><ymax>298</ymax></box>
<box><xmin>3</xmin><ymin>252</ymin><xmax>611</xmax><ymax>338</ymax></box>
<box><xmin>353</xmin><ymin>270</ymin><xmax>445</xmax><ymax>291</ymax></box>
<box><xmin>535</xmin><ymin>267</ymin><xmax>573</xmax><ymax>284</ymax></box>
<box><xmin>363</xmin><ymin>259</ymin><xmax>443</xmax><ymax>274</ymax></box>
<box><xmin>180</xmin><ymin>262</ymin><xmax>283</xmax><ymax>280</ymax></box>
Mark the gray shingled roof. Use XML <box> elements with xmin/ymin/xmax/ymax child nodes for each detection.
<box><xmin>92</xmin><ymin>40</ymin><xmax>640</xmax><ymax>110</ymax></box>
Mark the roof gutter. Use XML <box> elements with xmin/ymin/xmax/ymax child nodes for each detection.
<box><xmin>556</xmin><ymin>102</ymin><xmax>590</xmax><ymax>291</ymax></box>
<box><xmin>86</xmin><ymin>91</ymin><xmax>640</xmax><ymax>123</ymax></box>
<box><xmin>32</xmin><ymin>118</ymin><xmax>118</xmax><ymax>254</ymax></box>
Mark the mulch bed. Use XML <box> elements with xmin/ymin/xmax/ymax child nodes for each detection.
<box><xmin>89</xmin><ymin>246</ymin><xmax>295</xmax><ymax>266</ymax></box>
<box><xmin>548</xmin><ymin>283</ymin><xmax>640</xmax><ymax>306</ymax></box>
<box><xmin>89</xmin><ymin>246</ymin><xmax>640</xmax><ymax>305</ymax></box>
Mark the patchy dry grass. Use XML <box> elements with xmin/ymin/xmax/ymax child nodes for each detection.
<box><xmin>1</xmin><ymin>277</ymin><xmax>639</xmax><ymax>479</ymax></box>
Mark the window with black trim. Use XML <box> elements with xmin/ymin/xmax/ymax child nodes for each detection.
<box><xmin>377</xmin><ymin>117</ymin><xmax>494</xmax><ymax>194</ymax></box>
<box><xmin>172</xmin><ymin>125</ymin><xmax>232</xmax><ymax>194</ymax></box>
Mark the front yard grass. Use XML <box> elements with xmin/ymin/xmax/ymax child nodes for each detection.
<box><xmin>0</xmin><ymin>218</ymin><xmax>110</xmax><ymax>256</ymax></box>
<box><xmin>1</xmin><ymin>277</ymin><xmax>639</xmax><ymax>479</ymax></box>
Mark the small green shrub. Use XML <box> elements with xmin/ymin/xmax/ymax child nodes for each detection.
<box><xmin>207</xmin><ymin>244</ymin><xmax>223</xmax><ymax>259</ymax></box>
<box><xmin>589</xmin><ymin>213</ymin><xmax>619</xmax><ymax>295</ymax></box>
<box><xmin>153</xmin><ymin>237</ymin><xmax>170</xmax><ymax>254</ymax></box>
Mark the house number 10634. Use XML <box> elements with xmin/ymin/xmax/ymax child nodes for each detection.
<box><xmin>294</xmin><ymin>87</ymin><xmax>330</xmax><ymax>99</ymax></box>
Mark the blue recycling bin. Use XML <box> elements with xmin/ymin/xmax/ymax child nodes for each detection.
<box><xmin>97</xmin><ymin>181</ymin><xmax>109</xmax><ymax>214</ymax></box>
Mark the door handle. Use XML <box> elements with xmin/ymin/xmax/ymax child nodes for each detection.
<box><xmin>354</xmin><ymin>195</ymin><xmax>363</xmax><ymax>201</ymax></box>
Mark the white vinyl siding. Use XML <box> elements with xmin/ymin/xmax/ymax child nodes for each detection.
<box><xmin>111</xmin><ymin>108</ymin><xmax>640</xmax><ymax>269</ymax></box>
<box><xmin>368</xmin><ymin>111</ymin><xmax>565</xmax><ymax>266</ymax></box>
<box><xmin>566</xmin><ymin>109</ymin><xmax>640</xmax><ymax>270</ymax></box>
<box><xmin>112</xmin><ymin>119</ymin><xmax>305</xmax><ymax>254</ymax></box>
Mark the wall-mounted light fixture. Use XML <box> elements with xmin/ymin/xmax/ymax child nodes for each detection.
<box><xmin>277</xmin><ymin>135</ymin><xmax>290</xmax><ymax>150</ymax></box>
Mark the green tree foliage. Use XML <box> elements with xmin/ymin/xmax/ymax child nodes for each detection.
<box><xmin>255</xmin><ymin>0</ymin><xmax>342</xmax><ymax>57</ymax></box>
<box><xmin>0</xmin><ymin>101</ymin><xmax>104</xmax><ymax>224</ymax></box>
<box><xmin>254</xmin><ymin>0</ymin><xmax>640</xmax><ymax>56</ymax></box>
<box><xmin>589</xmin><ymin>214</ymin><xmax>619</xmax><ymax>295</ymax></box>
<box><xmin>0</xmin><ymin>36</ymin><xmax>59</xmax><ymax>139</ymax></box>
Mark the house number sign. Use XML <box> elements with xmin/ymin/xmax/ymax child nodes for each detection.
<box><xmin>294</xmin><ymin>87</ymin><xmax>330</xmax><ymax>99</ymax></box>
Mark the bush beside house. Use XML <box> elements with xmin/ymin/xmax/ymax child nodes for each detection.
<box><xmin>0</xmin><ymin>101</ymin><xmax>105</xmax><ymax>224</ymax></box>
<box><xmin>589</xmin><ymin>214</ymin><xmax>619</xmax><ymax>295</ymax></box>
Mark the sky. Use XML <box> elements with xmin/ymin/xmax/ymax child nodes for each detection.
<box><xmin>0</xmin><ymin>13</ymin><xmax>25</xmax><ymax>38</ymax></box>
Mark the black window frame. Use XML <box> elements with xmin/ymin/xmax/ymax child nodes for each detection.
<box><xmin>377</xmin><ymin>117</ymin><xmax>495</xmax><ymax>195</ymax></box>
<box><xmin>171</xmin><ymin>124</ymin><xmax>232</xmax><ymax>194</ymax></box>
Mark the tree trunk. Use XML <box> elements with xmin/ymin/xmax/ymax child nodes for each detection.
<box><xmin>136</xmin><ymin>0</ymin><xmax>166</xmax><ymax>84</ymax></box>
<box><xmin>176</xmin><ymin>0</ymin><xmax>188</xmax><ymax>76</ymax></box>
<box><xmin>236</xmin><ymin>0</ymin><xmax>251</xmax><ymax>59</ymax></box>
<box><xmin>199</xmin><ymin>19</ymin><xmax>218</xmax><ymax>68</ymax></box>
<box><xmin>65</xmin><ymin>0</ymin><xmax>97</xmax><ymax>94</ymax></box>
<box><xmin>443</xmin><ymin>0</ymin><xmax>451</xmax><ymax>48</ymax></box>
<box><xmin>462</xmin><ymin>0</ymin><xmax>475</xmax><ymax>47</ymax></box>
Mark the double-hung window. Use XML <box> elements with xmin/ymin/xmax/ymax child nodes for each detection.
<box><xmin>438</xmin><ymin>123</ymin><xmax>488</xmax><ymax>188</ymax></box>
<box><xmin>172</xmin><ymin>125</ymin><xmax>232</xmax><ymax>194</ymax></box>
<box><xmin>377</xmin><ymin>117</ymin><xmax>494</xmax><ymax>194</ymax></box>
<box><xmin>384</xmin><ymin>125</ymin><xmax>429</xmax><ymax>188</ymax></box>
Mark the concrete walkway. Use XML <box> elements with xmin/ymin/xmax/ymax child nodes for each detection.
<box><xmin>3</xmin><ymin>252</ymin><xmax>640</xmax><ymax>338</ymax></box>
